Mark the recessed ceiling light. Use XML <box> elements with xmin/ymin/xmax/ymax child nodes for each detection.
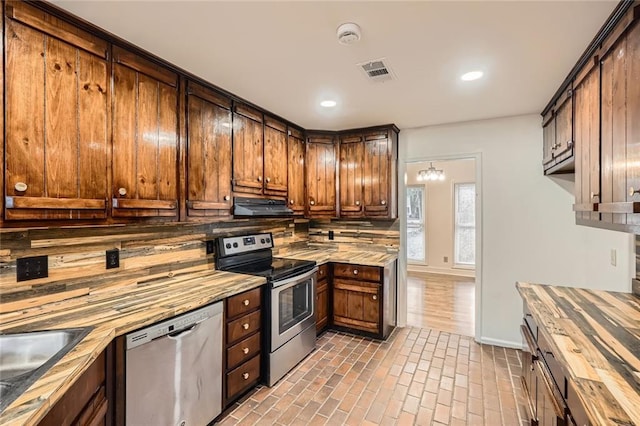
<box><xmin>320</xmin><ymin>100</ymin><xmax>337</xmax><ymax>108</ymax></box>
<box><xmin>461</xmin><ymin>71</ymin><xmax>483</xmax><ymax>81</ymax></box>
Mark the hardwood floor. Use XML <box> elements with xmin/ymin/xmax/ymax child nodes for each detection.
<box><xmin>218</xmin><ymin>328</ymin><xmax>527</xmax><ymax>425</ymax></box>
<box><xmin>406</xmin><ymin>272</ymin><xmax>475</xmax><ymax>337</ymax></box>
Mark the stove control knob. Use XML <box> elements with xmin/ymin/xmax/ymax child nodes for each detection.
<box><xmin>266</xmin><ymin>238</ymin><xmax>271</xmax><ymax>244</ymax></box>
<box><xmin>226</xmin><ymin>243</ymin><xmax>231</xmax><ymax>249</ymax></box>
<box><xmin>261</xmin><ymin>238</ymin><xmax>265</xmax><ymax>244</ymax></box>
<box><xmin>233</xmin><ymin>242</ymin><xmax>238</xmax><ymax>248</ymax></box>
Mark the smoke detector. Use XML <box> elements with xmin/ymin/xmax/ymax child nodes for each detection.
<box><xmin>337</xmin><ymin>22</ymin><xmax>361</xmax><ymax>45</ymax></box>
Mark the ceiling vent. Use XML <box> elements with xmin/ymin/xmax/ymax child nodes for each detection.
<box><xmin>358</xmin><ymin>58</ymin><xmax>395</xmax><ymax>83</ymax></box>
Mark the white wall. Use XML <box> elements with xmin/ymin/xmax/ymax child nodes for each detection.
<box><xmin>406</xmin><ymin>160</ymin><xmax>476</xmax><ymax>276</ymax></box>
<box><xmin>398</xmin><ymin>114</ymin><xmax>634</xmax><ymax>347</ymax></box>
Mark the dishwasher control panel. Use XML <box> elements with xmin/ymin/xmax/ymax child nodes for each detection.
<box><xmin>126</xmin><ymin>302</ymin><xmax>223</xmax><ymax>350</ymax></box>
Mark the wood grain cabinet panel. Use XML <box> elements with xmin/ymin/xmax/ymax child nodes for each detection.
<box><xmin>306</xmin><ymin>134</ymin><xmax>337</xmax><ymax>217</ymax></box>
<box><xmin>363</xmin><ymin>130</ymin><xmax>394</xmax><ymax>218</ymax></box>
<box><xmin>4</xmin><ymin>4</ymin><xmax>109</xmax><ymax>221</ymax></box>
<box><xmin>315</xmin><ymin>272</ymin><xmax>329</xmax><ymax>334</ymax></box>
<box><xmin>339</xmin><ymin>134</ymin><xmax>364</xmax><ymax>217</ymax></box>
<box><xmin>232</xmin><ymin>104</ymin><xmax>264</xmax><ymax>194</ymax></box>
<box><xmin>287</xmin><ymin>128</ymin><xmax>306</xmax><ymax>214</ymax></box>
<box><xmin>333</xmin><ymin>279</ymin><xmax>380</xmax><ymax>334</ymax></box>
<box><xmin>112</xmin><ymin>46</ymin><xmax>179</xmax><ymax>219</ymax></box>
<box><xmin>185</xmin><ymin>82</ymin><xmax>232</xmax><ymax>217</ymax></box>
<box><xmin>264</xmin><ymin>119</ymin><xmax>288</xmax><ymax>196</ymax></box>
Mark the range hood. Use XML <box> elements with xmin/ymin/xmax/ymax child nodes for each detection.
<box><xmin>233</xmin><ymin>197</ymin><xmax>293</xmax><ymax>217</ymax></box>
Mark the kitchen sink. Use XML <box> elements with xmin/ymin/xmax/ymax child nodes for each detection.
<box><xmin>0</xmin><ymin>327</ymin><xmax>91</xmax><ymax>412</ymax></box>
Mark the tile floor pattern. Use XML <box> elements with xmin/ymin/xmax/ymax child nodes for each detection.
<box><xmin>217</xmin><ymin>327</ymin><xmax>528</xmax><ymax>425</ymax></box>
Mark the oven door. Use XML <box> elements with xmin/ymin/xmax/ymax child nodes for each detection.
<box><xmin>271</xmin><ymin>268</ymin><xmax>317</xmax><ymax>351</ymax></box>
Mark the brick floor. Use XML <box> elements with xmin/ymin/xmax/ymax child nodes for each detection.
<box><xmin>217</xmin><ymin>327</ymin><xmax>528</xmax><ymax>425</ymax></box>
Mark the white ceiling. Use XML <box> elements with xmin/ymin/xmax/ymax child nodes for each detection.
<box><xmin>52</xmin><ymin>1</ymin><xmax>616</xmax><ymax>131</ymax></box>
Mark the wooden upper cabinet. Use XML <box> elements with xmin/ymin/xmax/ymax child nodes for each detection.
<box><xmin>112</xmin><ymin>46</ymin><xmax>179</xmax><ymax>219</ymax></box>
<box><xmin>185</xmin><ymin>82</ymin><xmax>233</xmax><ymax>217</ymax></box>
<box><xmin>232</xmin><ymin>104</ymin><xmax>264</xmax><ymax>195</ymax></box>
<box><xmin>339</xmin><ymin>134</ymin><xmax>364</xmax><ymax>217</ymax></box>
<box><xmin>306</xmin><ymin>134</ymin><xmax>337</xmax><ymax>218</ymax></box>
<box><xmin>4</xmin><ymin>3</ymin><xmax>109</xmax><ymax>220</ymax></box>
<box><xmin>573</xmin><ymin>58</ymin><xmax>600</xmax><ymax>223</ymax></box>
<box><xmin>263</xmin><ymin>117</ymin><xmax>288</xmax><ymax>196</ymax></box>
<box><xmin>363</xmin><ymin>130</ymin><xmax>396</xmax><ymax>218</ymax></box>
<box><xmin>287</xmin><ymin>128</ymin><xmax>305</xmax><ymax>214</ymax></box>
<box><xmin>542</xmin><ymin>88</ymin><xmax>574</xmax><ymax>175</ymax></box>
<box><xmin>542</xmin><ymin>110</ymin><xmax>556</xmax><ymax>171</ymax></box>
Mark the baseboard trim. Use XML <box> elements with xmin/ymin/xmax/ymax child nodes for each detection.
<box><xmin>479</xmin><ymin>337</ymin><xmax>522</xmax><ymax>349</ymax></box>
<box><xmin>407</xmin><ymin>264</ymin><xmax>475</xmax><ymax>278</ymax></box>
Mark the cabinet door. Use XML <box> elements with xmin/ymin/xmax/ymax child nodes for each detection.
<box><xmin>542</xmin><ymin>110</ymin><xmax>556</xmax><ymax>171</ymax></box>
<box><xmin>316</xmin><ymin>279</ymin><xmax>328</xmax><ymax>333</ymax></box>
<box><xmin>186</xmin><ymin>82</ymin><xmax>232</xmax><ymax>217</ymax></box>
<box><xmin>264</xmin><ymin>118</ymin><xmax>288</xmax><ymax>196</ymax></box>
<box><xmin>232</xmin><ymin>105</ymin><xmax>264</xmax><ymax>194</ymax></box>
<box><xmin>573</xmin><ymin>61</ymin><xmax>600</xmax><ymax>222</ymax></box>
<box><xmin>363</xmin><ymin>131</ymin><xmax>393</xmax><ymax>218</ymax></box>
<box><xmin>332</xmin><ymin>279</ymin><xmax>380</xmax><ymax>334</ymax></box>
<box><xmin>306</xmin><ymin>134</ymin><xmax>337</xmax><ymax>217</ymax></box>
<box><xmin>339</xmin><ymin>134</ymin><xmax>364</xmax><ymax>217</ymax></box>
<box><xmin>5</xmin><ymin>7</ymin><xmax>109</xmax><ymax>221</ymax></box>
<box><xmin>553</xmin><ymin>92</ymin><xmax>574</xmax><ymax>163</ymax></box>
<box><xmin>112</xmin><ymin>47</ymin><xmax>179</xmax><ymax>218</ymax></box>
<box><xmin>287</xmin><ymin>128</ymin><xmax>305</xmax><ymax>214</ymax></box>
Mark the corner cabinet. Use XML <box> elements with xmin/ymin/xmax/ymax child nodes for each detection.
<box><xmin>287</xmin><ymin>128</ymin><xmax>306</xmax><ymax>214</ymax></box>
<box><xmin>331</xmin><ymin>261</ymin><xmax>396</xmax><ymax>340</ymax></box>
<box><xmin>4</xmin><ymin>2</ymin><xmax>109</xmax><ymax>221</ymax></box>
<box><xmin>185</xmin><ymin>81</ymin><xmax>233</xmax><ymax>218</ymax></box>
<box><xmin>112</xmin><ymin>47</ymin><xmax>179</xmax><ymax>219</ymax></box>
<box><xmin>306</xmin><ymin>133</ymin><xmax>337</xmax><ymax>218</ymax></box>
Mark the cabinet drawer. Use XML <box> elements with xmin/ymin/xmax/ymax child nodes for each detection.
<box><xmin>317</xmin><ymin>263</ymin><xmax>329</xmax><ymax>280</ymax></box>
<box><xmin>227</xmin><ymin>310</ymin><xmax>261</xmax><ymax>345</ymax></box>
<box><xmin>227</xmin><ymin>332</ymin><xmax>261</xmax><ymax>370</ymax></box>
<box><xmin>227</xmin><ymin>287</ymin><xmax>262</xmax><ymax>319</ymax></box>
<box><xmin>227</xmin><ymin>354</ymin><xmax>261</xmax><ymax>400</ymax></box>
<box><xmin>333</xmin><ymin>263</ymin><xmax>380</xmax><ymax>282</ymax></box>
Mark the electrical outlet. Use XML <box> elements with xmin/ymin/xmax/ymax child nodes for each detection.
<box><xmin>106</xmin><ymin>249</ymin><xmax>120</xmax><ymax>269</ymax></box>
<box><xmin>328</xmin><ymin>230</ymin><xmax>334</xmax><ymax>240</ymax></box>
<box><xmin>17</xmin><ymin>255</ymin><xmax>48</xmax><ymax>281</ymax></box>
<box><xmin>444</xmin><ymin>256</ymin><xmax>448</xmax><ymax>263</ymax></box>
<box><xmin>610</xmin><ymin>249</ymin><xmax>617</xmax><ymax>267</ymax></box>
<box><xmin>206</xmin><ymin>240</ymin><xmax>214</xmax><ymax>255</ymax></box>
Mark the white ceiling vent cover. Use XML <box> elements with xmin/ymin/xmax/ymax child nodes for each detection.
<box><xmin>358</xmin><ymin>58</ymin><xmax>396</xmax><ymax>83</ymax></box>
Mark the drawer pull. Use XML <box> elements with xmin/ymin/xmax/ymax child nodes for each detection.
<box><xmin>224</xmin><ymin>195</ymin><xmax>230</xmax><ymax>201</ymax></box>
<box><xmin>372</xmin><ymin>295</ymin><xmax>377</xmax><ymax>300</ymax></box>
<box><xmin>243</xmin><ymin>299</ymin><xmax>250</xmax><ymax>306</ymax></box>
<box><xmin>355</xmin><ymin>200</ymin><xmax>360</xmax><ymax>206</ymax></box>
<box><xmin>353</xmin><ymin>269</ymin><xmax>359</xmax><ymax>275</ymax></box>
<box><xmin>14</xmin><ymin>182</ymin><xmax>27</xmax><ymax>192</ymax></box>
<box><xmin>118</xmin><ymin>187</ymin><xmax>127</xmax><ymax>196</ymax></box>
<box><xmin>290</xmin><ymin>199</ymin><xmax>294</xmax><ymax>205</ymax></box>
<box><xmin>242</xmin><ymin>372</ymin><xmax>250</xmax><ymax>380</ymax></box>
<box><xmin>310</xmin><ymin>200</ymin><xmax>315</xmax><ymax>206</ymax></box>
<box><xmin>381</xmin><ymin>200</ymin><xmax>386</xmax><ymax>205</ymax></box>
<box><xmin>242</xmin><ymin>347</ymin><xmax>249</xmax><ymax>354</ymax></box>
<box><xmin>242</xmin><ymin>323</ymin><xmax>249</xmax><ymax>330</ymax></box>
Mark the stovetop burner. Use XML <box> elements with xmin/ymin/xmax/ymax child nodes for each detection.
<box><xmin>224</xmin><ymin>257</ymin><xmax>316</xmax><ymax>282</ymax></box>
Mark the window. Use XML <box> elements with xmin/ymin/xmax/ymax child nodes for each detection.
<box><xmin>454</xmin><ymin>183</ymin><xmax>475</xmax><ymax>267</ymax></box>
<box><xmin>406</xmin><ymin>186</ymin><xmax>425</xmax><ymax>263</ymax></box>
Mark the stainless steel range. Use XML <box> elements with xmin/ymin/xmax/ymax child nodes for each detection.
<box><xmin>215</xmin><ymin>233</ymin><xmax>317</xmax><ymax>386</ymax></box>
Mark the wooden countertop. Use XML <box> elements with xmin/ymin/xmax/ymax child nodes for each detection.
<box><xmin>282</xmin><ymin>248</ymin><xmax>397</xmax><ymax>267</ymax></box>
<box><xmin>0</xmin><ymin>269</ymin><xmax>266</xmax><ymax>426</ymax></box>
<box><xmin>516</xmin><ymin>282</ymin><xmax>640</xmax><ymax>425</ymax></box>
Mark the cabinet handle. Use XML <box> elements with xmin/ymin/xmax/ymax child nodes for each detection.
<box><xmin>355</xmin><ymin>200</ymin><xmax>360</xmax><ymax>206</ymax></box>
<box><xmin>243</xmin><ymin>299</ymin><xmax>250</xmax><ymax>306</ymax></box>
<box><xmin>372</xmin><ymin>295</ymin><xmax>377</xmax><ymax>300</ymax></box>
<box><xmin>242</xmin><ymin>323</ymin><xmax>249</xmax><ymax>330</ymax></box>
<box><xmin>266</xmin><ymin>177</ymin><xmax>271</xmax><ymax>183</ymax></box>
<box><xmin>353</xmin><ymin>269</ymin><xmax>359</xmax><ymax>275</ymax></box>
<box><xmin>629</xmin><ymin>187</ymin><xmax>640</xmax><ymax>198</ymax></box>
<box><xmin>242</xmin><ymin>372</ymin><xmax>250</xmax><ymax>380</ymax></box>
<box><xmin>257</xmin><ymin>176</ymin><xmax>262</xmax><ymax>182</ymax></box>
<box><xmin>224</xmin><ymin>195</ymin><xmax>230</xmax><ymax>201</ymax></box>
<box><xmin>567</xmin><ymin>140</ymin><xmax>573</xmax><ymax>148</ymax></box>
<box><xmin>14</xmin><ymin>182</ymin><xmax>27</xmax><ymax>192</ymax></box>
<box><xmin>242</xmin><ymin>347</ymin><xmax>249</xmax><ymax>354</ymax></box>
<box><xmin>381</xmin><ymin>200</ymin><xmax>387</xmax><ymax>205</ymax></box>
<box><xmin>118</xmin><ymin>187</ymin><xmax>127</xmax><ymax>196</ymax></box>
<box><xmin>290</xmin><ymin>199</ymin><xmax>294</xmax><ymax>205</ymax></box>
<box><xmin>590</xmin><ymin>192</ymin><xmax>599</xmax><ymax>201</ymax></box>
<box><xmin>310</xmin><ymin>200</ymin><xmax>315</xmax><ymax>206</ymax></box>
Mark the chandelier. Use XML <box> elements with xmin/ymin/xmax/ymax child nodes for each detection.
<box><xmin>416</xmin><ymin>162</ymin><xmax>445</xmax><ymax>181</ymax></box>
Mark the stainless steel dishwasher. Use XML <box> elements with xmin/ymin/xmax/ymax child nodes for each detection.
<box><xmin>125</xmin><ymin>302</ymin><xmax>223</xmax><ymax>426</ymax></box>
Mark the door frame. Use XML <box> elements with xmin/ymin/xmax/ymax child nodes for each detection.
<box><xmin>398</xmin><ymin>152</ymin><xmax>483</xmax><ymax>342</ymax></box>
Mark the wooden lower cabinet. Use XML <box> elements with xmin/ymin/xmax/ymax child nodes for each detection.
<box><xmin>315</xmin><ymin>264</ymin><xmax>329</xmax><ymax>334</ymax></box>
<box><xmin>40</xmin><ymin>350</ymin><xmax>109</xmax><ymax>426</ymax></box>
<box><xmin>330</xmin><ymin>262</ymin><xmax>395</xmax><ymax>340</ymax></box>
<box><xmin>224</xmin><ymin>287</ymin><xmax>263</xmax><ymax>407</ymax></box>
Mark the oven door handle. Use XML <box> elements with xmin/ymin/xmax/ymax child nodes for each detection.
<box><xmin>271</xmin><ymin>267</ymin><xmax>318</xmax><ymax>288</ymax></box>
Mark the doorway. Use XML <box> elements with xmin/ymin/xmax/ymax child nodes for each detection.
<box><xmin>404</xmin><ymin>158</ymin><xmax>478</xmax><ymax>337</ymax></box>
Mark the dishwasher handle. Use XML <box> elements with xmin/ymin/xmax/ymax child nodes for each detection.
<box><xmin>167</xmin><ymin>323</ymin><xmax>198</xmax><ymax>339</ymax></box>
